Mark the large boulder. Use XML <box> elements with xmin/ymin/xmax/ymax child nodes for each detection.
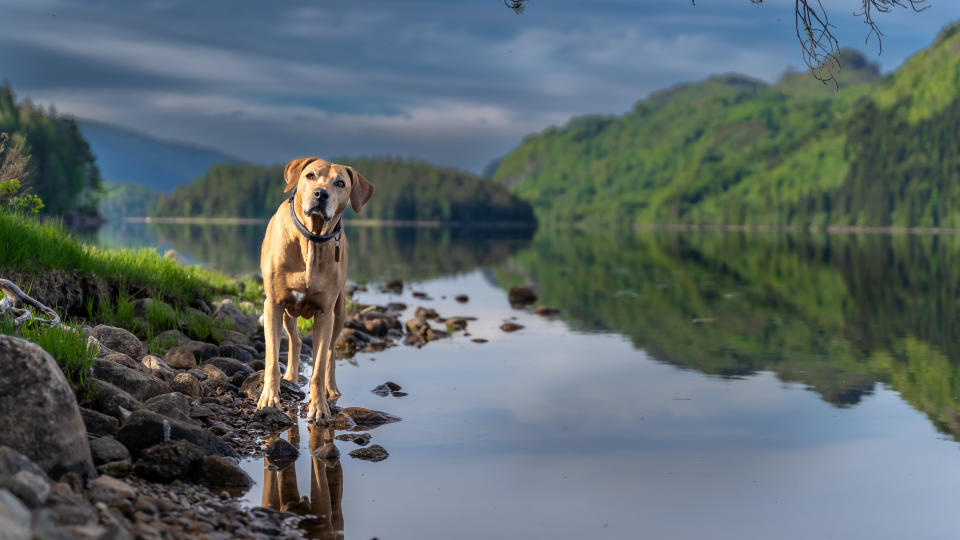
<box><xmin>115</xmin><ymin>409</ymin><xmax>237</xmax><ymax>459</ymax></box>
<box><xmin>0</xmin><ymin>447</ymin><xmax>51</xmax><ymax>508</ymax></box>
<box><xmin>91</xmin><ymin>358</ymin><xmax>169</xmax><ymax>401</ymax></box>
<box><xmin>199</xmin><ymin>456</ymin><xmax>253</xmax><ymax>491</ymax></box>
<box><xmin>78</xmin><ymin>407</ymin><xmax>119</xmax><ymax>437</ymax></box>
<box><xmin>88</xmin><ymin>437</ymin><xmax>131</xmax><ymax>466</ymax></box>
<box><xmin>91</xmin><ymin>324</ymin><xmax>147</xmax><ymax>359</ymax></box>
<box><xmin>213</xmin><ymin>300</ymin><xmax>258</xmax><ymax>336</ymax></box>
<box><xmin>0</xmin><ymin>336</ymin><xmax>96</xmax><ymax>480</ymax></box>
<box><xmin>132</xmin><ymin>440</ymin><xmax>205</xmax><ymax>483</ymax></box>
<box><xmin>239</xmin><ymin>370</ymin><xmax>306</xmax><ymax>401</ymax></box>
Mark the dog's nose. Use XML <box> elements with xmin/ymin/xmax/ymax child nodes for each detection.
<box><xmin>314</xmin><ymin>189</ymin><xmax>329</xmax><ymax>201</ymax></box>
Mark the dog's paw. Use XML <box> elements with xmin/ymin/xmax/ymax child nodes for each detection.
<box><xmin>306</xmin><ymin>398</ymin><xmax>332</xmax><ymax>424</ymax></box>
<box><xmin>257</xmin><ymin>389</ymin><xmax>280</xmax><ymax>409</ymax></box>
<box><xmin>282</xmin><ymin>370</ymin><xmax>299</xmax><ymax>384</ymax></box>
<box><xmin>325</xmin><ymin>385</ymin><xmax>342</xmax><ymax>400</ymax></box>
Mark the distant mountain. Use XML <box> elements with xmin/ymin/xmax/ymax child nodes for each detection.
<box><xmin>77</xmin><ymin>120</ymin><xmax>245</xmax><ymax>193</ymax></box>
<box><xmin>152</xmin><ymin>157</ymin><xmax>536</xmax><ymax>224</ymax></box>
<box><xmin>491</xmin><ymin>38</ymin><xmax>960</xmax><ymax>228</ymax></box>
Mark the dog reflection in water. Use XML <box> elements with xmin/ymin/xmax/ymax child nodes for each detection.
<box><xmin>262</xmin><ymin>422</ymin><xmax>343</xmax><ymax>539</ymax></box>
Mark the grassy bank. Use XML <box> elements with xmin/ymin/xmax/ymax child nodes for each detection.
<box><xmin>0</xmin><ymin>210</ymin><xmax>256</xmax><ymax>305</ymax></box>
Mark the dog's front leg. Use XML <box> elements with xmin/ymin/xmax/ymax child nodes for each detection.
<box><xmin>325</xmin><ymin>292</ymin><xmax>345</xmax><ymax>400</ymax></box>
<box><xmin>307</xmin><ymin>311</ymin><xmax>334</xmax><ymax>423</ymax></box>
<box><xmin>258</xmin><ymin>299</ymin><xmax>283</xmax><ymax>409</ymax></box>
<box><xmin>282</xmin><ymin>312</ymin><xmax>302</xmax><ymax>383</ymax></box>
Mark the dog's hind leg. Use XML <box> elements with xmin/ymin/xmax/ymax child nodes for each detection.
<box><xmin>307</xmin><ymin>311</ymin><xmax>334</xmax><ymax>423</ymax></box>
<box><xmin>282</xmin><ymin>312</ymin><xmax>302</xmax><ymax>383</ymax></box>
<box><xmin>258</xmin><ymin>299</ymin><xmax>283</xmax><ymax>409</ymax></box>
<box><xmin>324</xmin><ymin>292</ymin><xmax>345</xmax><ymax>400</ymax></box>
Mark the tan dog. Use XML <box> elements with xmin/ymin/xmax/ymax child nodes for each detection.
<box><xmin>257</xmin><ymin>157</ymin><xmax>374</xmax><ymax>423</ymax></box>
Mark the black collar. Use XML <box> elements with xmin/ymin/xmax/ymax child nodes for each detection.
<box><xmin>288</xmin><ymin>191</ymin><xmax>342</xmax><ymax>243</ymax></box>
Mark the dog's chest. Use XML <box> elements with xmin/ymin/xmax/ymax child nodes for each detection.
<box><xmin>278</xmin><ymin>272</ymin><xmax>338</xmax><ymax>317</ymax></box>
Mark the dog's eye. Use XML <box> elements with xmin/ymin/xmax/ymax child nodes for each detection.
<box><xmin>306</xmin><ymin>172</ymin><xmax>315</xmax><ymax>179</ymax></box>
<box><xmin>335</xmin><ymin>179</ymin><xmax>346</xmax><ymax>188</ymax></box>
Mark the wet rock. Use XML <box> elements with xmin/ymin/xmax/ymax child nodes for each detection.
<box><xmin>91</xmin><ymin>359</ymin><xmax>169</xmax><ymax>401</ymax></box>
<box><xmin>87</xmin><ymin>379</ymin><xmax>142</xmax><ymax>422</ymax></box>
<box><xmin>200</xmin><ymin>363</ymin><xmax>227</xmax><ymax>380</ymax></box>
<box><xmin>88</xmin><ymin>475</ymin><xmax>136</xmax><ymax>502</ymax></box>
<box><xmin>131</xmin><ymin>440</ymin><xmax>205</xmax><ymax>483</ymax></box>
<box><xmin>163</xmin><ymin>347</ymin><xmax>197</xmax><ymax>370</ymax></box>
<box><xmin>265</xmin><ymin>439</ymin><xmax>299</xmax><ymax>464</ymax></box>
<box><xmin>535</xmin><ymin>306</ymin><xmax>562</xmax><ymax>316</ymax></box>
<box><xmin>217</xmin><ymin>344</ymin><xmax>253</xmax><ymax>363</ymax></box>
<box><xmin>499</xmin><ymin>322</ymin><xmax>525</xmax><ymax>333</ymax></box>
<box><xmin>341</xmin><ymin>407</ymin><xmax>402</xmax><ymax>427</ymax></box>
<box><xmin>92</xmin><ymin>324</ymin><xmax>147</xmax><ymax>359</ymax></box>
<box><xmin>249</xmin><ymin>359</ymin><xmax>265</xmax><ymax>371</ymax></box>
<box><xmin>79</xmin><ymin>407</ymin><xmax>119</xmax><ymax>437</ymax></box>
<box><xmin>229</xmin><ymin>370</ymin><xmax>249</xmax><ymax>387</ymax></box>
<box><xmin>0</xmin><ymin>336</ymin><xmax>96</xmax><ymax>480</ymax></box>
<box><xmin>253</xmin><ymin>407</ymin><xmax>294</xmax><ymax>429</ymax></box>
<box><xmin>180</xmin><ymin>340</ymin><xmax>219</xmax><ymax>361</ymax></box>
<box><xmin>384</xmin><ymin>278</ymin><xmax>403</xmax><ymax>292</ymax></box>
<box><xmin>203</xmin><ymin>357</ymin><xmax>254</xmax><ymax>377</ymax></box>
<box><xmin>405</xmin><ymin>317</ymin><xmax>430</xmax><ymax>336</ymax></box>
<box><xmin>201</xmin><ymin>378</ymin><xmax>239</xmax><ymax>397</ymax></box>
<box><xmin>386</xmin><ymin>302</ymin><xmax>407</xmax><ymax>312</ymax></box>
<box><xmin>455</xmin><ymin>294</ymin><xmax>469</xmax><ymax>303</ymax></box>
<box><xmin>239</xmin><ymin>371</ymin><xmax>307</xmax><ymax>401</ymax></box>
<box><xmin>335</xmin><ymin>433</ymin><xmax>371</xmax><ymax>446</ymax></box>
<box><xmin>116</xmin><ymin>409</ymin><xmax>237</xmax><ymax>459</ymax></box>
<box><xmin>414</xmin><ymin>306</ymin><xmax>439</xmax><ymax>320</ymax></box>
<box><xmin>89</xmin><ymin>437</ymin><xmax>131</xmax><ymax>466</ymax></box>
<box><xmin>348</xmin><ymin>444</ymin><xmax>389</xmax><ymax>462</ymax></box>
<box><xmin>169</xmin><ymin>373</ymin><xmax>201</xmax><ymax>398</ymax></box>
<box><xmin>0</xmin><ymin>488</ymin><xmax>31</xmax><ymax>539</ymax></box>
<box><xmin>371</xmin><ymin>383</ymin><xmax>391</xmax><ymax>396</ymax></box>
<box><xmin>445</xmin><ymin>317</ymin><xmax>469</xmax><ymax>330</ymax></box>
<box><xmin>392</xmin><ymin>391</ymin><xmax>408</xmax><ymax>397</ymax></box>
<box><xmin>96</xmin><ymin>461</ymin><xmax>131</xmax><ymax>478</ymax></box>
<box><xmin>200</xmin><ymin>455</ymin><xmax>253</xmax><ymax>490</ymax></box>
<box><xmin>335</xmin><ymin>328</ymin><xmax>372</xmax><ymax>356</ymax></box>
<box><xmin>143</xmin><ymin>392</ymin><xmax>194</xmax><ymax>424</ymax></box>
<box><xmin>213</xmin><ymin>300</ymin><xmax>258</xmax><ymax>336</ymax></box>
<box><xmin>508</xmin><ymin>286</ymin><xmax>538</xmax><ymax>306</ymax></box>
<box><xmin>0</xmin><ymin>447</ymin><xmax>51</xmax><ymax>508</ymax></box>
<box><xmin>385</xmin><ymin>381</ymin><xmax>402</xmax><ymax>391</ymax></box>
<box><xmin>189</xmin><ymin>405</ymin><xmax>214</xmax><ymax>420</ymax></box>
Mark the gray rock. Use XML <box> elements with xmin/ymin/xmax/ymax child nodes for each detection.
<box><xmin>200</xmin><ymin>363</ymin><xmax>228</xmax><ymax>380</ymax></box>
<box><xmin>0</xmin><ymin>447</ymin><xmax>51</xmax><ymax>509</ymax></box>
<box><xmin>348</xmin><ymin>444</ymin><xmax>389</xmax><ymax>462</ymax></box>
<box><xmin>96</xmin><ymin>461</ymin><xmax>131</xmax><ymax>478</ymax></box>
<box><xmin>131</xmin><ymin>440</ymin><xmax>205</xmax><ymax>483</ymax></box>
<box><xmin>249</xmin><ymin>359</ymin><xmax>265</xmax><ymax>371</ymax></box>
<box><xmin>170</xmin><ymin>372</ymin><xmax>201</xmax><ymax>397</ymax></box>
<box><xmin>229</xmin><ymin>370</ymin><xmax>249</xmax><ymax>387</ymax></box>
<box><xmin>100</xmin><ymin>351</ymin><xmax>145</xmax><ymax>372</ymax></box>
<box><xmin>199</xmin><ymin>456</ymin><xmax>253</xmax><ymax>490</ymax></box>
<box><xmin>0</xmin><ymin>488</ymin><xmax>31</xmax><ymax>540</ymax></box>
<box><xmin>180</xmin><ymin>340</ymin><xmax>219</xmax><ymax>361</ymax></box>
<box><xmin>91</xmin><ymin>325</ymin><xmax>147</xmax><ymax>359</ymax></box>
<box><xmin>253</xmin><ymin>407</ymin><xmax>294</xmax><ymax>429</ymax></box>
<box><xmin>371</xmin><ymin>383</ymin><xmax>391</xmax><ymax>396</ymax></box>
<box><xmin>203</xmin><ymin>357</ymin><xmax>254</xmax><ymax>377</ymax></box>
<box><xmin>335</xmin><ymin>433</ymin><xmax>371</xmax><ymax>446</ymax></box>
<box><xmin>218</xmin><ymin>329</ymin><xmax>251</xmax><ymax>346</ymax></box>
<box><xmin>445</xmin><ymin>317</ymin><xmax>469</xmax><ymax>330</ymax></box>
<box><xmin>499</xmin><ymin>322</ymin><xmax>525</xmax><ymax>333</ymax></box>
<box><xmin>239</xmin><ymin>371</ymin><xmax>306</xmax><ymax>401</ymax></box>
<box><xmin>213</xmin><ymin>300</ymin><xmax>258</xmax><ymax>336</ymax></box>
<box><xmin>217</xmin><ymin>344</ymin><xmax>253</xmax><ymax>363</ymax></box>
<box><xmin>508</xmin><ymin>286</ymin><xmax>537</xmax><ymax>306</ymax></box>
<box><xmin>265</xmin><ymin>439</ymin><xmax>299</xmax><ymax>464</ymax></box>
<box><xmin>115</xmin><ymin>409</ymin><xmax>237</xmax><ymax>459</ymax></box>
<box><xmin>79</xmin><ymin>407</ymin><xmax>119</xmax><ymax>437</ymax></box>
<box><xmin>143</xmin><ymin>392</ymin><xmax>194</xmax><ymax>423</ymax></box>
<box><xmin>0</xmin><ymin>336</ymin><xmax>95</xmax><ymax>480</ymax></box>
<box><xmin>162</xmin><ymin>347</ymin><xmax>197</xmax><ymax>370</ymax></box>
<box><xmin>91</xmin><ymin>359</ymin><xmax>169</xmax><ymax>401</ymax></box>
<box><xmin>341</xmin><ymin>407</ymin><xmax>402</xmax><ymax>427</ymax></box>
<box><xmin>414</xmin><ymin>306</ymin><xmax>439</xmax><ymax>320</ymax></box>
<box><xmin>201</xmin><ymin>378</ymin><xmax>240</xmax><ymax>397</ymax></box>
<box><xmin>188</xmin><ymin>368</ymin><xmax>209</xmax><ymax>381</ymax></box>
<box><xmin>153</xmin><ymin>329</ymin><xmax>190</xmax><ymax>351</ymax></box>
<box><xmin>87</xmin><ymin>475</ymin><xmax>136</xmax><ymax>502</ymax></box>
<box><xmin>88</xmin><ymin>437</ymin><xmax>131</xmax><ymax>466</ymax></box>
<box><xmin>87</xmin><ymin>379</ymin><xmax>141</xmax><ymax>422</ymax></box>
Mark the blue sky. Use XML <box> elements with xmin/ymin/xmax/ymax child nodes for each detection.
<box><xmin>1</xmin><ymin>0</ymin><xmax>958</xmax><ymax>171</ymax></box>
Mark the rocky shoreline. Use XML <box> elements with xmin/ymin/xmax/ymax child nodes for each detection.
<box><xmin>0</xmin><ymin>280</ymin><xmax>550</xmax><ymax>539</ymax></box>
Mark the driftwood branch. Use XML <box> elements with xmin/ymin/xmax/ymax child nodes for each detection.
<box><xmin>0</xmin><ymin>279</ymin><xmax>61</xmax><ymax>329</ymax></box>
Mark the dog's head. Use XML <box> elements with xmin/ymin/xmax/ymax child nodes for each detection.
<box><xmin>283</xmin><ymin>157</ymin><xmax>374</xmax><ymax>222</ymax></box>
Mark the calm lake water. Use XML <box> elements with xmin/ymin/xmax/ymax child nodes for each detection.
<box><xmin>94</xmin><ymin>222</ymin><xmax>960</xmax><ymax>539</ymax></box>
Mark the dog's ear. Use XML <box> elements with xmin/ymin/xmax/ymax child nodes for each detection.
<box><xmin>283</xmin><ymin>157</ymin><xmax>318</xmax><ymax>193</ymax></box>
<box><xmin>347</xmin><ymin>167</ymin><xmax>375</xmax><ymax>213</ymax></box>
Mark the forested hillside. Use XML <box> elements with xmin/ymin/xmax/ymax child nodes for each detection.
<box><xmin>153</xmin><ymin>158</ymin><xmax>535</xmax><ymax>223</ymax></box>
<box><xmin>0</xmin><ymin>85</ymin><xmax>102</xmax><ymax>217</ymax></box>
<box><xmin>492</xmin><ymin>27</ymin><xmax>960</xmax><ymax>228</ymax></box>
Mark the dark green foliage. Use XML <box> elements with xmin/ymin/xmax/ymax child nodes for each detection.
<box><xmin>492</xmin><ymin>36</ymin><xmax>960</xmax><ymax>228</ymax></box>
<box><xmin>0</xmin><ymin>85</ymin><xmax>102</xmax><ymax>216</ymax></box>
<box><xmin>152</xmin><ymin>157</ymin><xmax>535</xmax><ymax>223</ymax></box>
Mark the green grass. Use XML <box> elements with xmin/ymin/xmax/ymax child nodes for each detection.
<box><xmin>0</xmin><ymin>317</ymin><xmax>99</xmax><ymax>391</ymax></box>
<box><xmin>91</xmin><ymin>292</ymin><xmax>236</xmax><ymax>347</ymax></box>
<box><xmin>0</xmin><ymin>210</ymin><xmax>245</xmax><ymax>305</ymax></box>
